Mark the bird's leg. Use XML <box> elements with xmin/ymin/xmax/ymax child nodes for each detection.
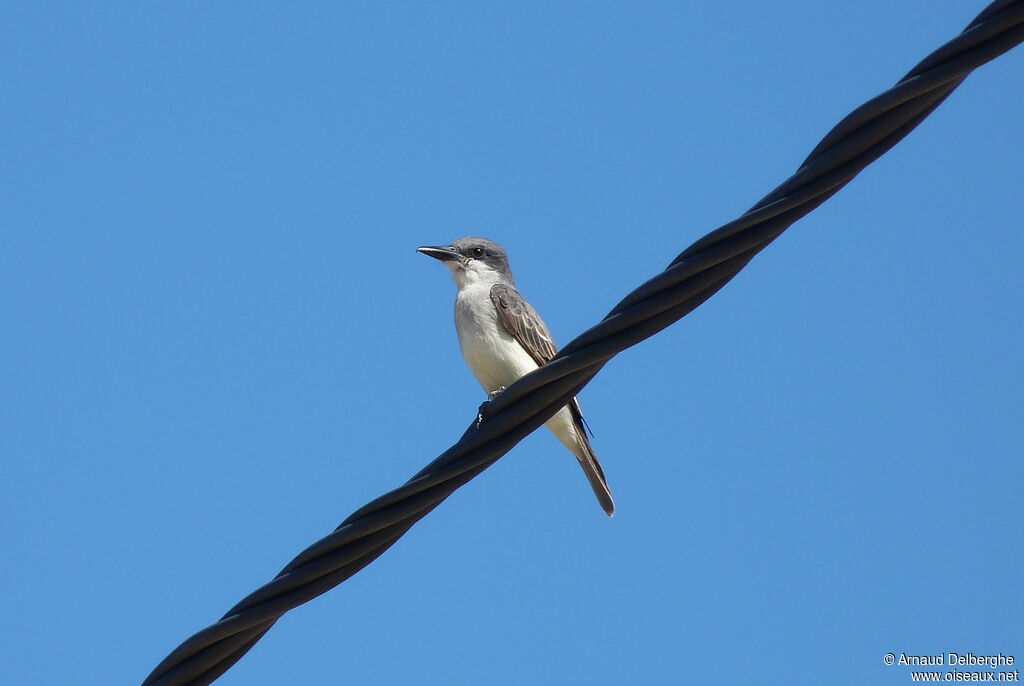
<box><xmin>476</xmin><ymin>386</ymin><xmax>507</xmax><ymax>426</ymax></box>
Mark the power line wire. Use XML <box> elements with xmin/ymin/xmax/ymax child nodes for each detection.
<box><xmin>143</xmin><ymin>2</ymin><xmax>1024</xmax><ymax>683</ymax></box>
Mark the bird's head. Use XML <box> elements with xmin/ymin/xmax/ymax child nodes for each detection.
<box><xmin>417</xmin><ymin>236</ymin><xmax>513</xmax><ymax>287</ymax></box>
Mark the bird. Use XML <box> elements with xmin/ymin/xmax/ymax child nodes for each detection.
<box><xmin>417</xmin><ymin>236</ymin><xmax>614</xmax><ymax>516</ymax></box>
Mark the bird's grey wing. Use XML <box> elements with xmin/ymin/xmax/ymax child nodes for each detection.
<box><xmin>489</xmin><ymin>283</ymin><xmax>557</xmax><ymax>366</ymax></box>
<box><xmin>491</xmin><ymin>282</ymin><xmax>614</xmax><ymax>515</ymax></box>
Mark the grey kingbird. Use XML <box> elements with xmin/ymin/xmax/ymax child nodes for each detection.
<box><xmin>417</xmin><ymin>237</ymin><xmax>614</xmax><ymax>516</ymax></box>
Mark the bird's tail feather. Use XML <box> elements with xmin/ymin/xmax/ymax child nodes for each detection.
<box><xmin>568</xmin><ymin>400</ymin><xmax>614</xmax><ymax>516</ymax></box>
<box><xmin>576</xmin><ymin>446</ymin><xmax>615</xmax><ymax>516</ymax></box>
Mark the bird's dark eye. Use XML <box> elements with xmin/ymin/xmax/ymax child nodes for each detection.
<box><xmin>471</xmin><ymin>247</ymin><xmax>485</xmax><ymax>258</ymax></box>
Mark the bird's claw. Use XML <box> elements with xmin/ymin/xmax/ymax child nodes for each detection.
<box><xmin>476</xmin><ymin>386</ymin><xmax>507</xmax><ymax>427</ymax></box>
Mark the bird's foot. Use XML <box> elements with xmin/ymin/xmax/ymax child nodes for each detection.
<box><xmin>476</xmin><ymin>386</ymin><xmax>508</xmax><ymax>427</ymax></box>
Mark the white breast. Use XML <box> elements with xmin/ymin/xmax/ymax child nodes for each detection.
<box><xmin>454</xmin><ymin>283</ymin><xmax>539</xmax><ymax>394</ymax></box>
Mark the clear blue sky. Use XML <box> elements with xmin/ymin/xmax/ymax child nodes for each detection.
<box><xmin>2</xmin><ymin>2</ymin><xmax>1021</xmax><ymax>684</ymax></box>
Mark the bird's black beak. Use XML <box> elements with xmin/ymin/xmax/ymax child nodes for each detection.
<box><xmin>416</xmin><ymin>245</ymin><xmax>461</xmax><ymax>262</ymax></box>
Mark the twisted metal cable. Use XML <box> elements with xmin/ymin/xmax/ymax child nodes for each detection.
<box><xmin>143</xmin><ymin>2</ymin><xmax>1024</xmax><ymax>684</ymax></box>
